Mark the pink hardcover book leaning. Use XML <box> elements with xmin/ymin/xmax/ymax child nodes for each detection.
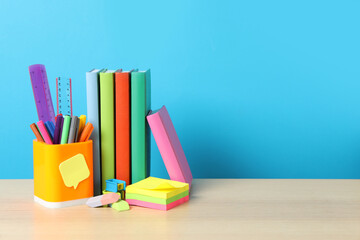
<box><xmin>147</xmin><ymin>105</ymin><xmax>193</xmax><ymax>188</ymax></box>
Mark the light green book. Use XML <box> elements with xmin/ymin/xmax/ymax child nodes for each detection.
<box><xmin>99</xmin><ymin>70</ymin><xmax>115</xmax><ymax>190</ymax></box>
<box><xmin>131</xmin><ymin>70</ymin><xmax>151</xmax><ymax>183</ymax></box>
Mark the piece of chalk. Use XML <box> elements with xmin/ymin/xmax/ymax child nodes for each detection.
<box><xmin>111</xmin><ymin>200</ymin><xmax>130</xmax><ymax>212</ymax></box>
<box><xmin>86</xmin><ymin>193</ymin><xmax>120</xmax><ymax>208</ymax></box>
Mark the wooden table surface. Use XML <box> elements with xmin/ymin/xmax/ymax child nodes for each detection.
<box><xmin>0</xmin><ymin>179</ymin><xmax>359</xmax><ymax>240</ymax></box>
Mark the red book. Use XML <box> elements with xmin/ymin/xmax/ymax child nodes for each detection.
<box><xmin>115</xmin><ymin>70</ymin><xmax>131</xmax><ymax>185</ymax></box>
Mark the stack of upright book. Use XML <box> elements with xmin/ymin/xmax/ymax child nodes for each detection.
<box><xmin>86</xmin><ymin>69</ymin><xmax>151</xmax><ymax>195</ymax></box>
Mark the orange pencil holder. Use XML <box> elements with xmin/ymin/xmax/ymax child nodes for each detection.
<box><xmin>33</xmin><ymin>140</ymin><xmax>94</xmax><ymax>208</ymax></box>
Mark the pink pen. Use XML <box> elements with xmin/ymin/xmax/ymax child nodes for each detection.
<box><xmin>37</xmin><ymin>120</ymin><xmax>53</xmax><ymax>144</ymax></box>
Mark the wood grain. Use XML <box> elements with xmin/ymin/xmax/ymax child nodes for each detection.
<box><xmin>0</xmin><ymin>179</ymin><xmax>359</xmax><ymax>240</ymax></box>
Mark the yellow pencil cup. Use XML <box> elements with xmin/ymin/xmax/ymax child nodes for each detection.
<box><xmin>33</xmin><ymin>140</ymin><xmax>94</xmax><ymax>208</ymax></box>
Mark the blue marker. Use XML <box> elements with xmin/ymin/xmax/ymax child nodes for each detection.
<box><xmin>45</xmin><ymin>121</ymin><xmax>55</xmax><ymax>140</ymax></box>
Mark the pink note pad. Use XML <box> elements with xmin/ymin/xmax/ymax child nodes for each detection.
<box><xmin>147</xmin><ymin>106</ymin><xmax>193</xmax><ymax>188</ymax></box>
<box><xmin>126</xmin><ymin>195</ymin><xmax>189</xmax><ymax>211</ymax></box>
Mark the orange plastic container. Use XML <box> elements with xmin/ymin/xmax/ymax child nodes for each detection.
<box><xmin>33</xmin><ymin>140</ymin><xmax>94</xmax><ymax>208</ymax></box>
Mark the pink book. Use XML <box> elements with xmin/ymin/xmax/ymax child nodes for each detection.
<box><xmin>147</xmin><ymin>106</ymin><xmax>192</xmax><ymax>188</ymax></box>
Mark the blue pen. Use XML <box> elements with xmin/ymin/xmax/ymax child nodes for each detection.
<box><xmin>45</xmin><ymin>121</ymin><xmax>55</xmax><ymax>140</ymax></box>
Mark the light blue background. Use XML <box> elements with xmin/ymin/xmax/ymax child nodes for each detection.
<box><xmin>1</xmin><ymin>0</ymin><xmax>360</xmax><ymax>179</ymax></box>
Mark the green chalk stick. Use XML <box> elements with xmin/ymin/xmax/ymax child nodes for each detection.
<box><xmin>111</xmin><ymin>200</ymin><xmax>130</xmax><ymax>212</ymax></box>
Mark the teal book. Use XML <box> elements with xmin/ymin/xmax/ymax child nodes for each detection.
<box><xmin>131</xmin><ymin>70</ymin><xmax>151</xmax><ymax>183</ymax></box>
<box><xmin>86</xmin><ymin>69</ymin><xmax>106</xmax><ymax>195</ymax></box>
<box><xmin>99</xmin><ymin>70</ymin><xmax>115</xmax><ymax>190</ymax></box>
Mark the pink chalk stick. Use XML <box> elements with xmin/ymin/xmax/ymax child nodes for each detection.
<box><xmin>86</xmin><ymin>193</ymin><xmax>120</xmax><ymax>208</ymax></box>
<box><xmin>126</xmin><ymin>195</ymin><xmax>189</xmax><ymax>211</ymax></box>
<box><xmin>101</xmin><ymin>193</ymin><xmax>120</xmax><ymax>205</ymax></box>
<box><xmin>147</xmin><ymin>106</ymin><xmax>192</xmax><ymax>188</ymax></box>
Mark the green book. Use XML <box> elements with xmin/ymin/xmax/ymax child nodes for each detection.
<box><xmin>99</xmin><ymin>70</ymin><xmax>115</xmax><ymax>190</ymax></box>
<box><xmin>131</xmin><ymin>70</ymin><xmax>151</xmax><ymax>183</ymax></box>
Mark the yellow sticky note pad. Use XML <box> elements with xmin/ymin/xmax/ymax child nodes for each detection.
<box><xmin>142</xmin><ymin>181</ymin><xmax>177</xmax><ymax>190</ymax></box>
<box><xmin>126</xmin><ymin>177</ymin><xmax>189</xmax><ymax>199</ymax></box>
<box><xmin>59</xmin><ymin>154</ymin><xmax>90</xmax><ymax>189</ymax></box>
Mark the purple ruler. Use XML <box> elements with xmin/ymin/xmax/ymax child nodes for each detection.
<box><xmin>29</xmin><ymin>64</ymin><xmax>55</xmax><ymax>124</ymax></box>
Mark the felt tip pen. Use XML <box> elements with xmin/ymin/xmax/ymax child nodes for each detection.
<box><xmin>77</xmin><ymin>115</ymin><xmax>86</xmax><ymax>141</ymax></box>
<box><xmin>36</xmin><ymin>120</ymin><xmax>52</xmax><ymax>144</ymax></box>
<box><xmin>45</xmin><ymin>121</ymin><xmax>55</xmax><ymax>140</ymax></box>
<box><xmin>30</xmin><ymin>123</ymin><xmax>44</xmax><ymax>142</ymax></box>
<box><xmin>60</xmin><ymin>115</ymin><xmax>71</xmax><ymax>144</ymax></box>
<box><xmin>79</xmin><ymin>122</ymin><xmax>94</xmax><ymax>142</ymax></box>
<box><xmin>68</xmin><ymin>116</ymin><xmax>79</xmax><ymax>143</ymax></box>
<box><xmin>53</xmin><ymin>115</ymin><xmax>63</xmax><ymax>144</ymax></box>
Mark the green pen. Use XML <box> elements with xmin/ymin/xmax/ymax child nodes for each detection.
<box><xmin>60</xmin><ymin>115</ymin><xmax>71</xmax><ymax>144</ymax></box>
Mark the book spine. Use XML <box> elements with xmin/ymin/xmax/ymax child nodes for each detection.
<box><xmin>86</xmin><ymin>71</ymin><xmax>102</xmax><ymax>195</ymax></box>
<box><xmin>131</xmin><ymin>70</ymin><xmax>151</xmax><ymax>183</ymax></box>
<box><xmin>99</xmin><ymin>72</ymin><xmax>115</xmax><ymax>190</ymax></box>
<box><xmin>115</xmin><ymin>72</ymin><xmax>131</xmax><ymax>185</ymax></box>
<box><xmin>145</xmin><ymin>70</ymin><xmax>151</xmax><ymax>178</ymax></box>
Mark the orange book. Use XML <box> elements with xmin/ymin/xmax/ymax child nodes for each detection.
<box><xmin>115</xmin><ymin>70</ymin><xmax>131</xmax><ymax>185</ymax></box>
